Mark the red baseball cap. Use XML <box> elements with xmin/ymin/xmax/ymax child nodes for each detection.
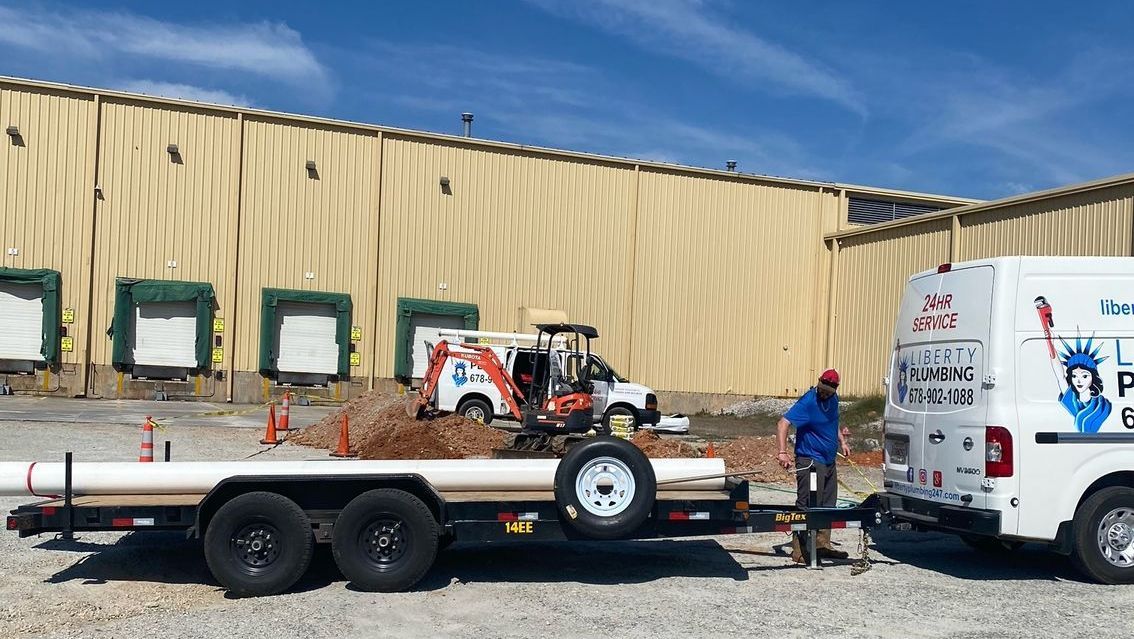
<box><xmin>819</xmin><ymin>369</ymin><xmax>840</xmax><ymax>386</ymax></box>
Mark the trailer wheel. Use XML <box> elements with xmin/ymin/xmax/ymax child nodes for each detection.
<box><xmin>553</xmin><ymin>436</ymin><xmax>656</xmax><ymax>540</ymax></box>
<box><xmin>203</xmin><ymin>491</ymin><xmax>314</xmax><ymax>597</ymax></box>
<box><xmin>1071</xmin><ymin>486</ymin><xmax>1134</xmax><ymax>584</ymax></box>
<box><xmin>332</xmin><ymin>489</ymin><xmax>439</xmax><ymax>592</ymax></box>
<box><xmin>458</xmin><ymin>397</ymin><xmax>494</xmax><ymax>424</ymax></box>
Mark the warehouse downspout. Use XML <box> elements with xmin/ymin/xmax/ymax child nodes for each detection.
<box><xmin>81</xmin><ymin>94</ymin><xmax>103</xmax><ymax>397</ymax></box>
<box><xmin>225</xmin><ymin>113</ymin><xmax>245</xmax><ymax>402</ymax></box>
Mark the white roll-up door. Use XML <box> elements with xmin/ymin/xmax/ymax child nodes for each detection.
<box><xmin>129</xmin><ymin>301</ymin><xmax>197</xmax><ymax>368</ymax></box>
<box><xmin>410</xmin><ymin>313</ymin><xmax>467</xmax><ymax>378</ymax></box>
<box><xmin>0</xmin><ymin>282</ymin><xmax>45</xmax><ymax>361</ymax></box>
<box><xmin>277</xmin><ymin>301</ymin><xmax>338</xmax><ymax>375</ymax></box>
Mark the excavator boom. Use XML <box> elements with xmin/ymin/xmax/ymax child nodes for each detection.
<box><xmin>406</xmin><ymin>340</ymin><xmax>526</xmax><ymax>420</ymax></box>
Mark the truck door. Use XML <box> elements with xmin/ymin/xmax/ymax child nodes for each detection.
<box><xmin>886</xmin><ymin>264</ymin><xmax>993</xmax><ymax>509</ymax></box>
<box><xmin>587</xmin><ymin>355</ymin><xmax>611</xmax><ymax>416</ymax></box>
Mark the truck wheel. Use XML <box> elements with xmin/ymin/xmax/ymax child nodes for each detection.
<box><xmin>1071</xmin><ymin>486</ymin><xmax>1134</xmax><ymax>584</ymax></box>
<box><xmin>603</xmin><ymin>406</ymin><xmax>638</xmax><ymax>432</ymax></box>
<box><xmin>553</xmin><ymin>436</ymin><xmax>656</xmax><ymax>540</ymax></box>
<box><xmin>332</xmin><ymin>489</ymin><xmax>439</xmax><ymax>592</ymax></box>
<box><xmin>203</xmin><ymin>491</ymin><xmax>314</xmax><ymax>597</ymax></box>
<box><xmin>458</xmin><ymin>397</ymin><xmax>494</xmax><ymax>424</ymax></box>
<box><xmin>959</xmin><ymin>533</ymin><xmax>1024</xmax><ymax>554</ymax></box>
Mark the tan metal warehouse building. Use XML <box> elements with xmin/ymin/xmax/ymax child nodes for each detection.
<box><xmin>11</xmin><ymin>75</ymin><xmax>1128</xmax><ymax>409</ymax></box>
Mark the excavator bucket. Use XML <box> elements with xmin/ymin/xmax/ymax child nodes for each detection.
<box><xmin>405</xmin><ymin>395</ymin><xmax>427</xmax><ymax>419</ymax></box>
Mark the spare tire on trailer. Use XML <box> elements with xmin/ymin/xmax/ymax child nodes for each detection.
<box><xmin>553</xmin><ymin>436</ymin><xmax>656</xmax><ymax>540</ymax></box>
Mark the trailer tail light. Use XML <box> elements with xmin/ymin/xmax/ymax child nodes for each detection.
<box><xmin>985</xmin><ymin>426</ymin><xmax>1013</xmax><ymax>477</ymax></box>
<box><xmin>646</xmin><ymin>394</ymin><xmax>658</xmax><ymax>410</ymax></box>
<box><xmin>937</xmin><ymin>263</ymin><xmax>952</xmax><ymax>273</ymax></box>
<box><xmin>6</xmin><ymin>516</ymin><xmax>16</xmax><ymax>530</ymax></box>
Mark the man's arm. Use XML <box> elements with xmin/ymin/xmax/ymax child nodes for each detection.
<box><xmin>776</xmin><ymin>417</ymin><xmax>792</xmax><ymax>469</ymax></box>
<box><xmin>838</xmin><ymin>426</ymin><xmax>851</xmax><ymax>458</ymax></box>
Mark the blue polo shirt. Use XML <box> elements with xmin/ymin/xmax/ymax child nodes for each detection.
<box><xmin>784</xmin><ymin>388</ymin><xmax>840</xmax><ymax>465</ymax></box>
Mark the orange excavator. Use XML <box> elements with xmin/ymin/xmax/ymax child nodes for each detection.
<box><xmin>405</xmin><ymin>324</ymin><xmax>599</xmax><ymax>455</ymax></box>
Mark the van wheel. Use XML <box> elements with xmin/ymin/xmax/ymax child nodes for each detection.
<box><xmin>553</xmin><ymin>436</ymin><xmax>656</xmax><ymax>540</ymax></box>
<box><xmin>458</xmin><ymin>398</ymin><xmax>493</xmax><ymax>424</ymax></box>
<box><xmin>203</xmin><ymin>492</ymin><xmax>314</xmax><ymax>597</ymax></box>
<box><xmin>603</xmin><ymin>406</ymin><xmax>637</xmax><ymax>431</ymax></box>
<box><xmin>959</xmin><ymin>534</ymin><xmax>1024</xmax><ymax>554</ymax></box>
<box><xmin>1071</xmin><ymin>486</ymin><xmax>1134</xmax><ymax>584</ymax></box>
<box><xmin>332</xmin><ymin>489</ymin><xmax>439</xmax><ymax>592</ymax></box>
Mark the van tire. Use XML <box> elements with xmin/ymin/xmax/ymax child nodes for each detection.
<box><xmin>331</xmin><ymin>489</ymin><xmax>439</xmax><ymax>592</ymax></box>
<box><xmin>603</xmin><ymin>406</ymin><xmax>637</xmax><ymax>431</ymax></box>
<box><xmin>959</xmin><ymin>533</ymin><xmax>1024</xmax><ymax>554</ymax></box>
<box><xmin>553</xmin><ymin>436</ymin><xmax>656</xmax><ymax>540</ymax></box>
<box><xmin>203</xmin><ymin>491</ymin><xmax>314</xmax><ymax>597</ymax></box>
<box><xmin>1070</xmin><ymin>486</ymin><xmax>1134</xmax><ymax>584</ymax></box>
<box><xmin>457</xmin><ymin>397</ymin><xmax>493</xmax><ymax>424</ymax></box>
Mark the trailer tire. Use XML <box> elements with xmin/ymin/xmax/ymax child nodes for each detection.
<box><xmin>332</xmin><ymin>489</ymin><xmax>439</xmax><ymax>592</ymax></box>
<box><xmin>554</xmin><ymin>436</ymin><xmax>656</xmax><ymax>540</ymax></box>
<box><xmin>203</xmin><ymin>491</ymin><xmax>314</xmax><ymax>597</ymax></box>
<box><xmin>458</xmin><ymin>397</ymin><xmax>494</xmax><ymax>424</ymax></box>
<box><xmin>1070</xmin><ymin>486</ymin><xmax>1134</xmax><ymax>584</ymax></box>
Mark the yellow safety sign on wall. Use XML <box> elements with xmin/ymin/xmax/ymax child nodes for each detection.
<box><xmin>61</xmin><ymin>336</ymin><xmax>74</xmax><ymax>352</ymax></box>
<box><xmin>212</xmin><ymin>347</ymin><xmax>224</xmax><ymax>363</ymax></box>
<box><xmin>213</xmin><ymin>318</ymin><xmax>225</xmax><ymax>333</ymax></box>
<box><xmin>62</xmin><ymin>308</ymin><xmax>74</xmax><ymax>324</ymax></box>
<box><xmin>350</xmin><ymin>352</ymin><xmax>361</xmax><ymax>366</ymax></box>
<box><xmin>350</xmin><ymin>326</ymin><xmax>362</xmax><ymax>342</ymax></box>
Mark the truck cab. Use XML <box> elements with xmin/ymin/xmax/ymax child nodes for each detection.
<box><xmin>878</xmin><ymin>256</ymin><xmax>1134</xmax><ymax>584</ymax></box>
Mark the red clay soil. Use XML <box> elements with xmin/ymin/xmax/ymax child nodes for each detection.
<box><xmin>844</xmin><ymin>450</ymin><xmax>883</xmax><ymax>467</ymax></box>
<box><xmin>712</xmin><ymin>436</ymin><xmax>794</xmax><ymax>485</ymax></box>
<box><xmin>290</xmin><ymin>390</ymin><xmax>504</xmax><ymax>459</ymax></box>
<box><xmin>630</xmin><ymin>430</ymin><xmax>700</xmax><ymax>458</ymax></box>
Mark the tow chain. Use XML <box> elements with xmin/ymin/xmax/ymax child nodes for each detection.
<box><xmin>850</xmin><ymin>528</ymin><xmax>872</xmax><ymax>576</ymax></box>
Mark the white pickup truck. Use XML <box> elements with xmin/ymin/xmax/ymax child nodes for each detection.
<box><xmin>423</xmin><ymin>330</ymin><xmax>687</xmax><ymax>432</ymax></box>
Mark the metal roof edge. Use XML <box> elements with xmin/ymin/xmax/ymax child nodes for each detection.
<box><xmin>825</xmin><ymin>171</ymin><xmax>1134</xmax><ymax>242</ymax></box>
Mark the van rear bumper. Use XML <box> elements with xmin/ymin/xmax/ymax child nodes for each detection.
<box><xmin>877</xmin><ymin>491</ymin><xmax>1001</xmax><ymax>536</ymax></box>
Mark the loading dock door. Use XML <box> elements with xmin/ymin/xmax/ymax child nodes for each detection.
<box><xmin>0</xmin><ymin>282</ymin><xmax>45</xmax><ymax>362</ymax></box>
<box><xmin>276</xmin><ymin>301</ymin><xmax>338</xmax><ymax>375</ymax></box>
<box><xmin>129</xmin><ymin>301</ymin><xmax>197</xmax><ymax>368</ymax></box>
<box><xmin>410</xmin><ymin>313</ymin><xmax>467</xmax><ymax>379</ymax></box>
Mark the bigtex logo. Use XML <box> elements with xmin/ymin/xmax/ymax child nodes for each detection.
<box><xmin>775</xmin><ymin>512</ymin><xmax>807</xmax><ymax>523</ymax></box>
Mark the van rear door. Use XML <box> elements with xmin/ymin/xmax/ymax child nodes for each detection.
<box><xmin>885</xmin><ymin>264</ymin><xmax>994</xmax><ymax>509</ymax></box>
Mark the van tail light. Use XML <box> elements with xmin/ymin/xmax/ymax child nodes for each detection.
<box><xmin>985</xmin><ymin>426</ymin><xmax>1013</xmax><ymax>477</ymax></box>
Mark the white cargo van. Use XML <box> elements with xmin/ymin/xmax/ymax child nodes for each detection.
<box><xmin>424</xmin><ymin>332</ymin><xmax>666</xmax><ymax>431</ymax></box>
<box><xmin>877</xmin><ymin>256</ymin><xmax>1134</xmax><ymax>583</ymax></box>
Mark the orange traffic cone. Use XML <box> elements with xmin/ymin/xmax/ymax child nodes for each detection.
<box><xmin>705</xmin><ymin>441</ymin><xmax>715</xmax><ymax>458</ymax></box>
<box><xmin>330</xmin><ymin>413</ymin><xmax>357</xmax><ymax>458</ymax></box>
<box><xmin>278</xmin><ymin>391</ymin><xmax>291</xmax><ymax>431</ymax></box>
<box><xmin>139</xmin><ymin>417</ymin><xmax>155</xmax><ymax>462</ymax></box>
<box><xmin>260</xmin><ymin>403</ymin><xmax>280</xmax><ymax>445</ymax></box>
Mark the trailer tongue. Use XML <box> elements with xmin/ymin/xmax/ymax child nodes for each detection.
<box><xmin>6</xmin><ymin>438</ymin><xmax>881</xmax><ymax>596</ymax></box>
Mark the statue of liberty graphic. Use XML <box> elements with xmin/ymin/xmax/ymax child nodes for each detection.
<box><xmin>1056</xmin><ymin>335</ymin><xmax>1112</xmax><ymax>433</ymax></box>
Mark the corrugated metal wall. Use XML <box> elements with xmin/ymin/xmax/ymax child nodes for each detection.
<box><xmin>89</xmin><ymin>100</ymin><xmax>240</xmax><ymax>367</ymax></box>
<box><xmin>630</xmin><ymin>171</ymin><xmax>838</xmax><ymax>395</ymax></box>
<box><xmin>959</xmin><ymin>184</ymin><xmax>1134</xmax><ymax>259</ymax></box>
<box><xmin>0</xmin><ymin>86</ymin><xmax>96</xmax><ymax>370</ymax></box>
<box><xmin>832</xmin><ymin>219</ymin><xmax>951</xmax><ymax>395</ymax></box>
<box><xmin>374</xmin><ymin>135</ymin><xmax>637</xmax><ymax>378</ymax></box>
<box><xmin>235</xmin><ymin>118</ymin><xmax>381</xmax><ymax>377</ymax></box>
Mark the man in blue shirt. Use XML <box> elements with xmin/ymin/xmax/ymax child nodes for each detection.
<box><xmin>776</xmin><ymin>369</ymin><xmax>851</xmax><ymax>563</ymax></box>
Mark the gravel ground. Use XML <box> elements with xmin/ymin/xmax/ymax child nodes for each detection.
<box><xmin>2</xmin><ymin>417</ymin><xmax>1132</xmax><ymax>638</ymax></box>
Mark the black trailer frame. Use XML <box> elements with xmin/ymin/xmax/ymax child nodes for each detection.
<box><xmin>6</xmin><ymin>451</ymin><xmax>882</xmax><ymax>593</ymax></box>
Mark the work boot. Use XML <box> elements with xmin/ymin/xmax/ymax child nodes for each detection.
<box><xmin>816</xmin><ymin>530</ymin><xmax>849</xmax><ymax>560</ymax></box>
<box><xmin>790</xmin><ymin>534</ymin><xmax>805</xmax><ymax>564</ymax></box>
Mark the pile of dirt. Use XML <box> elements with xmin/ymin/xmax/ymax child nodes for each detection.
<box><xmin>844</xmin><ymin>450</ymin><xmax>883</xmax><ymax>467</ymax></box>
<box><xmin>630</xmin><ymin>430</ymin><xmax>700</xmax><ymax>458</ymax></box>
<box><xmin>713</xmin><ymin>436</ymin><xmax>792</xmax><ymax>485</ymax></box>
<box><xmin>290</xmin><ymin>390</ymin><xmax>505</xmax><ymax>459</ymax></box>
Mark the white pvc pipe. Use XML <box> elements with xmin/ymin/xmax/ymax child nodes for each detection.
<box><xmin>0</xmin><ymin>458</ymin><xmax>725</xmax><ymax>497</ymax></box>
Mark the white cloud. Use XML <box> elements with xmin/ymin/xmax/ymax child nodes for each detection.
<box><xmin>0</xmin><ymin>4</ymin><xmax>328</xmax><ymax>89</ymax></box>
<box><xmin>117</xmin><ymin>80</ymin><xmax>252</xmax><ymax>107</ymax></box>
<box><xmin>525</xmin><ymin>0</ymin><xmax>865</xmax><ymax>115</ymax></box>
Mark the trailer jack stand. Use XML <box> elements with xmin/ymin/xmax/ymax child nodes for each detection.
<box><xmin>806</xmin><ymin>529</ymin><xmax>822</xmax><ymax>570</ymax></box>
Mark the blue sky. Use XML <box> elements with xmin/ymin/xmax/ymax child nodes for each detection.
<box><xmin>2</xmin><ymin>1</ymin><xmax>1133</xmax><ymax>199</ymax></box>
